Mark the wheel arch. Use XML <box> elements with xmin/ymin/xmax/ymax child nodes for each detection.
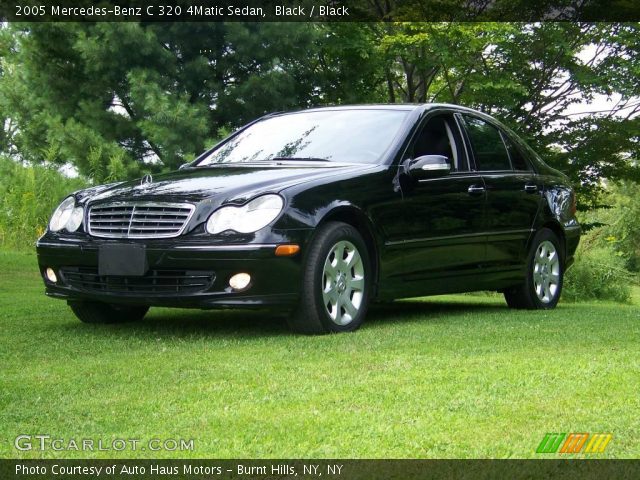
<box><xmin>535</xmin><ymin>220</ymin><xmax>567</xmax><ymax>262</ymax></box>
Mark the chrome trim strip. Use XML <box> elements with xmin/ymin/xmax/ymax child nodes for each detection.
<box><xmin>172</xmin><ymin>244</ymin><xmax>278</xmax><ymax>251</ymax></box>
<box><xmin>38</xmin><ymin>243</ymin><xmax>277</xmax><ymax>251</ymax></box>
<box><xmin>36</xmin><ymin>241</ymin><xmax>82</xmax><ymax>248</ymax></box>
<box><xmin>417</xmin><ymin>173</ymin><xmax>482</xmax><ymax>183</ymax></box>
<box><xmin>417</xmin><ymin>171</ymin><xmax>537</xmax><ymax>183</ymax></box>
<box><xmin>87</xmin><ymin>201</ymin><xmax>196</xmax><ymax>239</ymax></box>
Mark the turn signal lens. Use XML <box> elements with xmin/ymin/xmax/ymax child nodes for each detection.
<box><xmin>275</xmin><ymin>244</ymin><xmax>300</xmax><ymax>257</ymax></box>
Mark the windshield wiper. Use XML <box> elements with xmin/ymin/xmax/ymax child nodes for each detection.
<box><xmin>268</xmin><ymin>157</ymin><xmax>331</xmax><ymax>162</ymax></box>
<box><xmin>195</xmin><ymin>157</ymin><xmax>333</xmax><ymax>167</ymax></box>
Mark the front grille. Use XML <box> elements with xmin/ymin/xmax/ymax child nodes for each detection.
<box><xmin>60</xmin><ymin>267</ymin><xmax>215</xmax><ymax>296</ymax></box>
<box><xmin>88</xmin><ymin>202</ymin><xmax>195</xmax><ymax>239</ymax></box>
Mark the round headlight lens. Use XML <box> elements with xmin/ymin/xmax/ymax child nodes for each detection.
<box><xmin>65</xmin><ymin>207</ymin><xmax>84</xmax><ymax>232</ymax></box>
<box><xmin>49</xmin><ymin>197</ymin><xmax>84</xmax><ymax>232</ymax></box>
<box><xmin>206</xmin><ymin>194</ymin><xmax>284</xmax><ymax>235</ymax></box>
<box><xmin>49</xmin><ymin>197</ymin><xmax>75</xmax><ymax>232</ymax></box>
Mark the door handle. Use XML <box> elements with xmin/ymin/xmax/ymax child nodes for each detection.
<box><xmin>467</xmin><ymin>185</ymin><xmax>486</xmax><ymax>195</ymax></box>
<box><xmin>524</xmin><ymin>183</ymin><xmax>538</xmax><ymax>193</ymax></box>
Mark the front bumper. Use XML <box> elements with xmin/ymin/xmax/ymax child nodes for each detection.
<box><xmin>36</xmin><ymin>234</ymin><xmax>308</xmax><ymax>309</ymax></box>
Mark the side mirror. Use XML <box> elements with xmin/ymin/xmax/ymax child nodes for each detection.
<box><xmin>405</xmin><ymin>155</ymin><xmax>451</xmax><ymax>180</ymax></box>
<box><xmin>178</xmin><ymin>163</ymin><xmax>192</xmax><ymax>171</ymax></box>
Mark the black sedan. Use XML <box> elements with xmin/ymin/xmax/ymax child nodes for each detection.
<box><xmin>37</xmin><ymin>104</ymin><xmax>581</xmax><ymax>334</ymax></box>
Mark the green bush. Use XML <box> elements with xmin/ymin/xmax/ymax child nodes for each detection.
<box><xmin>563</xmin><ymin>245</ymin><xmax>634</xmax><ymax>303</ymax></box>
<box><xmin>0</xmin><ymin>156</ymin><xmax>87</xmax><ymax>249</ymax></box>
<box><xmin>600</xmin><ymin>182</ymin><xmax>640</xmax><ymax>273</ymax></box>
<box><xmin>578</xmin><ymin>181</ymin><xmax>640</xmax><ymax>273</ymax></box>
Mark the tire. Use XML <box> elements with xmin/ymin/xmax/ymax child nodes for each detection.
<box><xmin>288</xmin><ymin>222</ymin><xmax>372</xmax><ymax>334</ymax></box>
<box><xmin>504</xmin><ymin>228</ymin><xmax>564</xmax><ymax>309</ymax></box>
<box><xmin>68</xmin><ymin>301</ymin><xmax>149</xmax><ymax>324</ymax></box>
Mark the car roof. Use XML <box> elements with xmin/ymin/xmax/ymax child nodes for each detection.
<box><xmin>281</xmin><ymin>103</ymin><xmax>481</xmax><ymax>115</ymax></box>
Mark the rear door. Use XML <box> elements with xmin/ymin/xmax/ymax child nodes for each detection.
<box><xmin>459</xmin><ymin>114</ymin><xmax>542</xmax><ymax>271</ymax></box>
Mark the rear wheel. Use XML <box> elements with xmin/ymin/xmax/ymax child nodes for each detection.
<box><xmin>504</xmin><ymin>228</ymin><xmax>564</xmax><ymax>309</ymax></box>
<box><xmin>68</xmin><ymin>301</ymin><xmax>149</xmax><ymax>324</ymax></box>
<box><xmin>288</xmin><ymin>222</ymin><xmax>371</xmax><ymax>334</ymax></box>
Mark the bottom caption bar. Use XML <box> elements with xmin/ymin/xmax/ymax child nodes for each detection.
<box><xmin>2</xmin><ymin>459</ymin><xmax>640</xmax><ymax>479</ymax></box>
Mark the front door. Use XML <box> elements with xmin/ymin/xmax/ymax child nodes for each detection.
<box><xmin>397</xmin><ymin>112</ymin><xmax>487</xmax><ymax>285</ymax></box>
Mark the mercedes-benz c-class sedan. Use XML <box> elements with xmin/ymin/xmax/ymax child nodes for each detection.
<box><xmin>37</xmin><ymin>104</ymin><xmax>581</xmax><ymax>334</ymax></box>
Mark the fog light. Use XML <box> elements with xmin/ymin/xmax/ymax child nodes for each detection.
<box><xmin>45</xmin><ymin>267</ymin><xmax>57</xmax><ymax>283</ymax></box>
<box><xmin>229</xmin><ymin>273</ymin><xmax>251</xmax><ymax>291</ymax></box>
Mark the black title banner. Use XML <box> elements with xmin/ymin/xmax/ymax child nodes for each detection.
<box><xmin>2</xmin><ymin>459</ymin><xmax>640</xmax><ymax>480</ymax></box>
<box><xmin>1</xmin><ymin>0</ymin><xmax>640</xmax><ymax>22</ymax></box>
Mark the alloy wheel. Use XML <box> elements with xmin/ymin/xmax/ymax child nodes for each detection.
<box><xmin>532</xmin><ymin>240</ymin><xmax>561</xmax><ymax>304</ymax></box>
<box><xmin>321</xmin><ymin>240</ymin><xmax>365</xmax><ymax>326</ymax></box>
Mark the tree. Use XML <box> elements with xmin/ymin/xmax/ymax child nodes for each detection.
<box><xmin>0</xmin><ymin>22</ymin><xmax>350</xmax><ymax>176</ymax></box>
<box><xmin>369</xmin><ymin>22</ymin><xmax>640</xmax><ymax>207</ymax></box>
<box><xmin>1</xmin><ymin>21</ymin><xmax>638</xmax><ymax>209</ymax></box>
<box><xmin>0</xmin><ymin>24</ymin><xmax>18</xmax><ymax>156</ymax></box>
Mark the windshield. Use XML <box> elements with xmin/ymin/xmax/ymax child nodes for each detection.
<box><xmin>196</xmin><ymin>109</ymin><xmax>410</xmax><ymax>166</ymax></box>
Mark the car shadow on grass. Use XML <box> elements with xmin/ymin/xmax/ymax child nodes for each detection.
<box><xmin>60</xmin><ymin>298</ymin><xmax>509</xmax><ymax>339</ymax></box>
<box><xmin>58</xmin><ymin>308</ymin><xmax>291</xmax><ymax>339</ymax></box>
<box><xmin>367</xmin><ymin>298</ymin><xmax>507</xmax><ymax>325</ymax></box>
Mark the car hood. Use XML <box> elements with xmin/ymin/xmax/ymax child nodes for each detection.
<box><xmin>84</xmin><ymin>162</ymin><xmax>374</xmax><ymax>205</ymax></box>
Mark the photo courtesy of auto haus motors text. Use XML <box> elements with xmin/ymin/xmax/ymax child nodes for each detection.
<box><xmin>1</xmin><ymin>0</ymin><xmax>639</xmax><ymax>479</ymax></box>
<box><xmin>15</xmin><ymin>462</ymin><xmax>343</xmax><ymax>477</ymax></box>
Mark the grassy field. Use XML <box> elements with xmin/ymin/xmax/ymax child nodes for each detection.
<box><xmin>1</xmin><ymin>250</ymin><xmax>639</xmax><ymax>459</ymax></box>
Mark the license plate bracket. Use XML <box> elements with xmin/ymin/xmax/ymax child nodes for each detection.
<box><xmin>98</xmin><ymin>244</ymin><xmax>148</xmax><ymax>276</ymax></box>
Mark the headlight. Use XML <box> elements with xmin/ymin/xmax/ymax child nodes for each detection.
<box><xmin>206</xmin><ymin>194</ymin><xmax>284</xmax><ymax>234</ymax></box>
<box><xmin>49</xmin><ymin>196</ymin><xmax>84</xmax><ymax>233</ymax></box>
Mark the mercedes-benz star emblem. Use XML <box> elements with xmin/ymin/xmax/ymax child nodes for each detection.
<box><xmin>141</xmin><ymin>174</ymin><xmax>153</xmax><ymax>185</ymax></box>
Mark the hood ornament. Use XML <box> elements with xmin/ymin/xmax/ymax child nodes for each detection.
<box><xmin>141</xmin><ymin>174</ymin><xmax>153</xmax><ymax>185</ymax></box>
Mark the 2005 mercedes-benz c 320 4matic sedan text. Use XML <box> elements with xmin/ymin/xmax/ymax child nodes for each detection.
<box><xmin>37</xmin><ymin>104</ymin><xmax>580</xmax><ymax>334</ymax></box>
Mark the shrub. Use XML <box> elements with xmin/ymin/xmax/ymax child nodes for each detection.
<box><xmin>602</xmin><ymin>182</ymin><xmax>640</xmax><ymax>272</ymax></box>
<box><xmin>578</xmin><ymin>181</ymin><xmax>640</xmax><ymax>273</ymax></box>
<box><xmin>0</xmin><ymin>156</ymin><xmax>87</xmax><ymax>249</ymax></box>
<box><xmin>563</xmin><ymin>245</ymin><xmax>634</xmax><ymax>303</ymax></box>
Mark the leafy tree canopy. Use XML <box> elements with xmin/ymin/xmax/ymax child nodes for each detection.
<box><xmin>0</xmin><ymin>21</ymin><xmax>638</xmax><ymax>208</ymax></box>
<box><xmin>0</xmin><ymin>22</ymin><xmax>380</xmax><ymax>177</ymax></box>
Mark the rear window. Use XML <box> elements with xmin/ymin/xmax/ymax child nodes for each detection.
<box><xmin>503</xmin><ymin>135</ymin><xmax>532</xmax><ymax>171</ymax></box>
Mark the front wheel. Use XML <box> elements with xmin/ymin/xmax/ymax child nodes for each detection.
<box><xmin>288</xmin><ymin>222</ymin><xmax>371</xmax><ymax>334</ymax></box>
<box><xmin>504</xmin><ymin>228</ymin><xmax>564</xmax><ymax>309</ymax></box>
<box><xmin>68</xmin><ymin>301</ymin><xmax>149</xmax><ymax>324</ymax></box>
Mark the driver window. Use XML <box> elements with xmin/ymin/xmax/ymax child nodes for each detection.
<box><xmin>411</xmin><ymin>115</ymin><xmax>465</xmax><ymax>171</ymax></box>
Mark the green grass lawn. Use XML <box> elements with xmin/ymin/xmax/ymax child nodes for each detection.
<box><xmin>1</xmin><ymin>250</ymin><xmax>639</xmax><ymax>459</ymax></box>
